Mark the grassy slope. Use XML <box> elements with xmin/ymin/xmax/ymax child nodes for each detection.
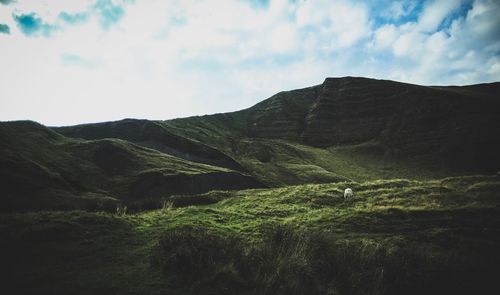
<box><xmin>151</xmin><ymin>124</ymin><xmax>452</xmax><ymax>186</ymax></box>
<box><xmin>229</xmin><ymin>138</ymin><xmax>451</xmax><ymax>186</ymax></box>
<box><xmin>55</xmin><ymin>119</ymin><xmax>245</xmax><ymax>171</ymax></box>
<box><xmin>0</xmin><ymin>121</ymin><xmax>253</xmax><ymax>212</ymax></box>
<box><xmin>2</xmin><ymin>175</ymin><xmax>499</xmax><ymax>294</ymax></box>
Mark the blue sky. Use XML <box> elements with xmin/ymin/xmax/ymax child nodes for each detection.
<box><xmin>1</xmin><ymin>0</ymin><xmax>499</xmax><ymax>126</ymax></box>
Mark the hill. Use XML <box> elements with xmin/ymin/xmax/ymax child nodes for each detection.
<box><xmin>0</xmin><ymin>121</ymin><xmax>262</xmax><ymax>212</ymax></box>
<box><xmin>55</xmin><ymin>119</ymin><xmax>244</xmax><ymax>171</ymax></box>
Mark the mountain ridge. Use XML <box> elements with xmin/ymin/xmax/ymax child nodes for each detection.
<box><xmin>164</xmin><ymin>76</ymin><xmax>500</xmax><ymax>177</ymax></box>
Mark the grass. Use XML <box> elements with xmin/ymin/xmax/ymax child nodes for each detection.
<box><xmin>1</xmin><ymin>174</ymin><xmax>499</xmax><ymax>294</ymax></box>
<box><xmin>231</xmin><ymin>138</ymin><xmax>448</xmax><ymax>186</ymax></box>
<box><xmin>0</xmin><ymin>211</ymin><xmax>171</xmax><ymax>295</ymax></box>
<box><xmin>158</xmin><ymin>125</ymin><xmax>461</xmax><ymax>187</ymax></box>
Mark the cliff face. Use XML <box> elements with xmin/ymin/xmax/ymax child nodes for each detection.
<box><xmin>301</xmin><ymin>77</ymin><xmax>500</xmax><ymax>148</ymax></box>
<box><xmin>241</xmin><ymin>85</ymin><xmax>321</xmax><ymax>140</ymax></box>
<box><xmin>301</xmin><ymin>77</ymin><xmax>410</xmax><ymax>146</ymax></box>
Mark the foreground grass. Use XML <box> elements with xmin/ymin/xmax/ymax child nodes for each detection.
<box><xmin>1</xmin><ymin>175</ymin><xmax>499</xmax><ymax>294</ymax></box>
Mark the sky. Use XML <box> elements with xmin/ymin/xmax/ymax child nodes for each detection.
<box><xmin>0</xmin><ymin>0</ymin><xmax>499</xmax><ymax>126</ymax></box>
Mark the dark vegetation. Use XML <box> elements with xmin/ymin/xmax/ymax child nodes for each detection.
<box><xmin>1</xmin><ymin>176</ymin><xmax>500</xmax><ymax>294</ymax></box>
<box><xmin>1</xmin><ymin>77</ymin><xmax>500</xmax><ymax>294</ymax></box>
<box><xmin>152</xmin><ymin>224</ymin><xmax>498</xmax><ymax>295</ymax></box>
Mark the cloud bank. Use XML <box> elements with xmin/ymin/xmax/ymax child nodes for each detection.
<box><xmin>0</xmin><ymin>0</ymin><xmax>499</xmax><ymax>126</ymax></box>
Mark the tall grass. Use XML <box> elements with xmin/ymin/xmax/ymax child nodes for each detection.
<box><xmin>151</xmin><ymin>225</ymin><xmax>499</xmax><ymax>295</ymax></box>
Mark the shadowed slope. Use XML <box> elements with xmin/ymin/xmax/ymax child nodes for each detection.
<box><xmin>0</xmin><ymin>121</ymin><xmax>263</xmax><ymax>212</ymax></box>
<box><xmin>55</xmin><ymin>119</ymin><xmax>244</xmax><ymax>171</ymax></box>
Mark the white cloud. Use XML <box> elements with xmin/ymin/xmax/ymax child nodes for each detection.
<box><xmin>296</xmin><ymin>0</ymin><xmax>370</xmax><ymax>49</ymax></box>
<box><xmin>387</xmin><ymin>1</ymin><xmax>418</xmax><ymax>20</ymax></box>
<box><xmin>364</xmin><ymin>0</ymin><xmax>500</xmax><ymax>85</ymax></box>
<box><xmin>0</xmin><ymin>0</ymin><xmax>499</xmax><ymax>126</ymax></box>
<box><xmin>418</xmin><ymin>0</ymin><xmax>463</xmax><ymax>32</ymax></box>
<box><xmin>373</xmin><ymin>24</ymin><xmax>398</xmax><ymax>50</ymax></box>
<box><xmin>268</xmin><ymin>23</ymin><xmax>298</xmax><ymax>53</ymax></box>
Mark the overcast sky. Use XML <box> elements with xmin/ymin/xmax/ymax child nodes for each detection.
<box><xmin>1</xmin><ymin>0</ymin><xmax>499</xmax><ymax>126</ymax></box>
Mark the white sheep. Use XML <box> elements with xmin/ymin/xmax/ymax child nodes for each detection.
<box><xmin>344</xmin><ymin>188</ymin><xmax>353</xmax><ymax>200</ymax></box>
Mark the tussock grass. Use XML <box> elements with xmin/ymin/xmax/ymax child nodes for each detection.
<box><xmin>1</xmin><ymin>175</ymin><xmax>500</xmax><ymax>294</ymax></box>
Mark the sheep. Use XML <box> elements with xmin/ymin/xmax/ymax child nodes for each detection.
<box><xmin>344</xmin><ymin>188</ymin><xmax>353</xmax><ymax>200</ymax></box>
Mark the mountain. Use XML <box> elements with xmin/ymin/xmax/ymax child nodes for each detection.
<box><xmin>164</xmin><ymin>77</ymin><xmax>500</xmax><ymax>182</ymax></box>
<box><xmin>58</xmin><ymin>77</ymin><xmax>500</xmax><ymax>186</ymax></box>
<box><xmin>2</xmin><ymin>77</ymin><xmax>499</xmax><ymax>211</ymax></box>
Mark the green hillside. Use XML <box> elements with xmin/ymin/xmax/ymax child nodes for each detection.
<box><xmin>0</xmin><ymin>121</ymin><xmax>262</xmax><ymax>212</ymax></box>
<box><xmin>55</xmin><ymin>119</ymin><xmax>245</xmax><ymax>171</ymax></box>
<box><xmin>162</xmin><ymin>78</ymin><xmax>500</xmax><ymax>185</ymax></box>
